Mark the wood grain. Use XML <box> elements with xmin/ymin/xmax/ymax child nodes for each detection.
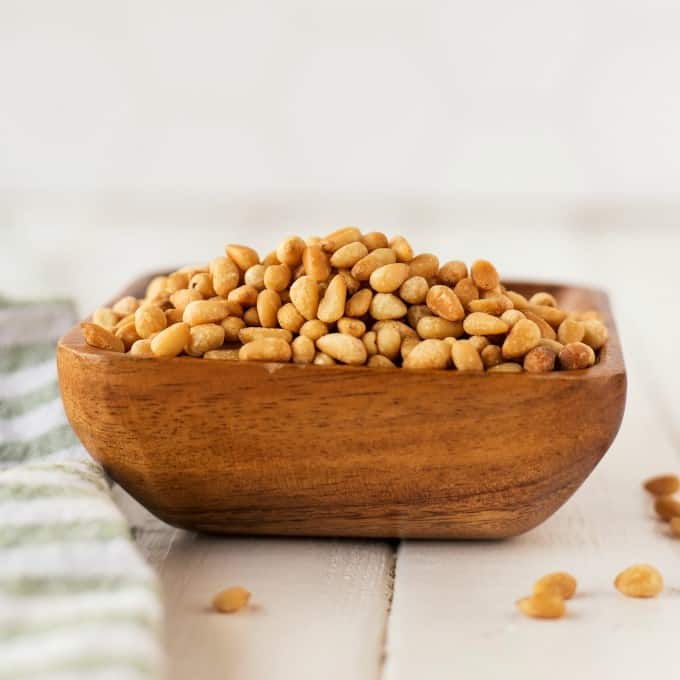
<box><xmin>57</xmin><ymin>276</ymin><xmax>626</xmax><ymax>539</ymax></box>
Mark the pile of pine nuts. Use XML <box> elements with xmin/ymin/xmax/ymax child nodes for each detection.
<box><xmin>82</xmin><ymin>229</ymin><xmax>609</xmax><ymax>370</ymax></box>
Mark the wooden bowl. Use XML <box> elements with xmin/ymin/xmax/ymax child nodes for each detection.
<box><xmin>57</xmin><ymin>275</ymin><xmax>626</xmax><ymax>539</ymax></box>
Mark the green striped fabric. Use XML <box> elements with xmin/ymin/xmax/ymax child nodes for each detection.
<box><xmin>0</xmin><ymin>300</ymin><xmax>161</xmax><ymax>680</ymax></box>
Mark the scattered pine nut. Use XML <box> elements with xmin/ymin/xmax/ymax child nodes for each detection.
<box><xmin>517</xmin><ymin>594</ymin><xmax>566</xmax><ymax>619</ymax></box>
<box><xmin>533</xmin><ymin>572</ymin><xmax>577</xmax><ymax>600</ymax></box>
<box><xmin>614</xmin><ymin>565</ymin><xmax>663</xmax><ymax>598</ymax></box>
<box><xmin>643</xmin><ymin>475</ymin><xmax>680</xmax><ymax>496</ymax></box>
<box><xmin>212</xmin><ymin>586</ymin><xmax>251</xmax><ymax>613</ymax></box>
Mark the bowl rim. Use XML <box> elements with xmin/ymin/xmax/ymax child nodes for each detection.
<box><xmin>58</xmin><ymin>272</ymin><xmax>624</xmax><ymax>382</ymax></box>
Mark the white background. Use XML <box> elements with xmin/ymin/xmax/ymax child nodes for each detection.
<box><xmin>1</xmin><ymin>0</ymin><xmax>679</xmax><ymax>312</ymax></box>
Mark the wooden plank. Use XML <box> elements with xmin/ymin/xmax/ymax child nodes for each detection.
<box><xmin>383</xmin><ymin>230</ymin><xmax>680</xmax><ymax>680</ymax></box>
<box><xmin>112</xmin><ymin>488</ymin><xmax>394</xmax><ymax>680</ymax></box>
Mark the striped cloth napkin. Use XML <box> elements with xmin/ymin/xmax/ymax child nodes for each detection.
<box><xmin>0</xmin><ymin>297</ymin><xmax>161</xmax><ymax>680</ymax></box>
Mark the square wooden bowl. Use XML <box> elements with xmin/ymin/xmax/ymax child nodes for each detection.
<box><xmin>57</xmin><ymin>275</ymin><xmax>626</xmax><ymax>539</ymax></box>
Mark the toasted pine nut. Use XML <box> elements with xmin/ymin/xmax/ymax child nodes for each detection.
<box><xmin>372</xmin><ymin>320</ymin><xmax>418</xmax><ymax>338</ymax></box>
<box><xmin>505</xmin><ymin>290</ymin><xmax>529</xmax><ymax>310</ymax></box>
<box><xmin>502</xmin><ymin>319</ymin><xmax>541</xmax><ymax>360</ymax></box>
<box><xmin>129</xmin><ymin>338</ymin><xmax>154</xmax><ymax>358</ymax></box>
<box><xmin>256</xmin><ymin>289</ymin><xmax>281</xmax><ymax>328</ymax></box>
<box><xmin>186</xmin><ymin>323</ymin><xmax>225</xmax><ymax>357</ymax></box>
<box><xmin>238</xmin><ymin>327</ymin><xmax>292</xmax><ymax>344</ymax></box>
<box><xmin>189</xmin><ymin>272</ymin><xmax>216</xmax><ymax>298</ymax></box>
<box><xmin>226</xmin><ymin>244</ymin><xmax>259</xmax><ymax>272</ymax></box>
<box><xmin>170</xmin><ymin>289</ymin><xmax>203</xmax><ymax>314</ymax></box>
<box><xmin>643</xmin><ymin>475</ymin><xmax>680</xmax><ymax>496</ymax></box>
<box><xmin>151</xmin><ymin>322</ymin><xmax>190</xmax><ymax>358</ymax></box>
<box><xmin>320</xmin><ymin>226</ymin><xmax>362</xmax><ymax>253</ymax></box>
<box><xmin>389</xmin><ymin>235</ymin><xmax>414</xmax><ymax>263</ymax></box>
<box><xmin>377</xmin><ymin>325</ymin><xmax>401</xmax><ymax>360</ymax></box>
<box><xmin>453</xmin><ymin>277</ymin><xmax>480</xmax><ymax>307</ymax></box>
<box><xmin>183</xmin><ymin>299</ymin><xmax>234</xmax><ymax>326</ymax></box>
<box><xmin>244</xmin><ymin>264</ymin><xmax>267</xmax><ymax>291</ymax></box>
<box><xmin>517</xmin><ymin>594</ymin><xmax>566</xmax><ymax>619</ymax></box>
<box><xmin>313</xmin><ymin>352</ymin><xmax>336</xmax><ymax>366</ymax></box>
<box><xmin>239</xmin><ymin>337</ymin><xmax>291</xmax><ymax>362</ymax></box>
<box><xmin>302</xmin><ymin>245</ymin><xmax>331</xmax><ymax>282</ymax></box>
<box><xmin>530</xmin><ymin>292</ymin><xmax>558</xmax><ymax>307</ymax></box>
<box><xmin>368</xmin><ymin>355</ymin><xmax>396</xmax><ymax>368</ymax></box>
<box><xmin>81</xmin><ymin>322</ymin><xmax>125</xmax><ymax>353</ymax></box>
<box><xmin>276</xmin><ymin>236</ymin><xmax>306</xmax><ymax>267</ymax></box>
<box><xmin>299</xmin><ymin>319</ymin><xmax>328</xmax><ymax>341</ymax></box>
<box><xmin>337</xmin><ymin>317</ymin><xmax>366</xmax><ymax>338</ymax></box>
<box><xmin>204</xmin><ymin>348</ymin><xmax>240</xmax><ymax>361</ymax></box>
<box><xmin>145</xmin><ymin>275</ymin><xmax>168</xmax><ymax>301</ymax></box>
<box><xmin>351</xmin><ymin>248</ymin><xmax>397</xmax><ymax>281</ymax></box>
<box><xmin>557</xmin><ymin>318</ymin><xmax>585</xmax><ymax>345</ymax></box>
<box><xmin>533</xmin><ymin>572</ymin><xmax>577</xmax><ymax>599</ymax></box>
<box><xmin>211</xmin><ymin>257</ymin><xmax>241</xmax><ymax>297</ymax></box>
<box><xmin>481</xmin><ymin>344</ymin><xmax>502</xmax><ymax>368</ymax></box>
<box><xmin>213</xmin><ymin>586</ymin><xmax>251</xmax><ymax>613</ymax></box>
<box><xmin>487</xmin><ymin>362</ymin><xmax>523</xmax><ymax>373</ymax></box>
<box><xmin>526</xmin><ymin>304</ymin><xmax>567</xmax><ymax>329</ymax></box>
<box><xmin>400</xmin><ymin>335</ymin><xmax>419</xmax><ymax>360</ymax></box>
<box><xmin>370</xmin><ymin>293</ymin><xmax>407</xmax><ymax>320</ymax></box>
<box><xmin>408</xmin><ymin>253</ymin><xmax>439</xmax><ymax>279</ymax></box>
<box><xmin>228</xmin><ymin>285</ymin><xmax>259</xmax><ymax>308</ymax></box>
<box><xmin>582</xmin><ymin>319</ymin><xmax>608</xmax><ymax>350</ymax></box>
<box><xmin>559</xmin><ymin>342</ymin><xmax>595</xmax><ymax>370</ymax></box>
<box><xmin>500</xmin><ymin>309</ymin><xmax>525</xmax><ymax>328</ymax></box>
<box><xmin>671</xmin><ymin>517</ymin><xmax>680</xmax><ymax>537</ymax></box>
<box><xmin>165</xmin><ymin>308</ymin><xmax>184</xmax><ymax>324</ymax></box>
<box><xmin>470</xmin><ymin>260</ymin><xmax>500</xmax><ymax>291</ymax></box>
<box><xmin>290</xmin><ymin>276</ymin><xmax>320</xmax><ymax>321</ymax></box>
<box><xmin>363</xmin><ymin>331</ymin><xmax>378</xmax><ymax>356</ymax></box>
<box><xmin>467</xmin><ymin>296</ymin><xmax>512</xmax><ymax>315</ymax></box>
<box><xmin>466</xmin><ymin>335</ymin><xmax>488</xmax><ymax>352</ymax></box>
<box><xmin>165</xmin><ymin>272</ymin><xmax>190</xmax><ymax>294</ymax></box>
<box><xmin>426</xmin><ymin>285</ymin><xmax>465</xmax><ymax>322</ymax></box>
<box><xmin>524</xmin><ymin>346</ymin><xmax>557</xmax><ymax>373</ymax></box>
<box><xmin>330</xmin><ymin>241</ymin><xmax>368</xmax><ymax>268</ymax></box>
<box><xmin>92</xmin><ymin>308</ymin><xmax>120</xmax><ymax>330</ymax></box>
<box><xmin>416</xmin><ymin>316</ymin><xmax>464</xmax><ymax>340</ymax></box>
<box><xmin>463</xmin><ymin>312</ymin><xmax>510</xmax><ymax>336</ymax></box>
<box><xmin>614</xmin><ymin>565</ymin><xmax>663</xmax><ymax>598</ymax></box>
<box><xmin>370</xmin><ymin>263</ymin><xmax>411</xmax><ymax>293</ymax></box>
<box><xmin>403</xmin><ymin>339</ymin><xmax>450</xmax><ymax>370</ymax></box>
<box><xmin>524</xmin><ymin>310</ymin><xmax>557</xmax><ymax>340</ymax></box>
<box><xmin>451</xmin><ymin>340</ymin><xmax>483</xmax><ymax>372</ymax></box>
<box><xmin>115</xmin><ymin>320</ymin><xmax>141</xmax><ymax>351</ymax></box>
<box><xmin>112</xmin><ymin>296</ymin><xmax>140</xmax><ymax>316</ymax></box>
<box><xmin>317</xmin><ymin>274</ymin><xmax>347</xmax><ymax>323</ymax></box>
<box><xmin>277</xmin><ymin>303</ymin><xmax>305</xmax><ymax>333</ymax></box>
<box><xmin>243</xmin><ymin>307</ymin><xmax>260</xmax><ymax>326</ymax></box>
<box><xmin>537</xmin><ymin>338</ymin><xmax>564</xmax><ymax>354</ymax></box>
<box><xmin>345</xmin><ymin>289</ymin><xmax>373</xmax><ymax>317</ymax></box>
<box><xmin>221</xmin><ymin>316</ymin><xmax>246</xmax><ymax>341</ymax></box>
<box><xmin>264</xmin><ymin>264</ymin><xmax>292</xmax><ymax>292</ymax></box>
<box><xmin>361</xmin><ymin>231</ymin><xmax>389</xmax><ymax>251</ymax></box>
<box><xmin>399</xmin><ymin>276</ymin><xmax>429</xmax><ymax>305</ymax></box>
<box><xmin>407</xmin><ymin>304</ymin><xmax>433</xmax><ymax>330</ymax></box>
<box><xmin>438</xmin><ymin>261</ymin><xmax>468</xmax><ymax>286</ymax></box>
<box><xmin>291</xmin><ymin>335</ymin><xmax>315</xmax><ymax>364</ymax></box>
<box><xmin>654</xmin><ymin>496</ymin><xmax>680</xmax><ymax>520</ymax></box>
<box><xmin>316</xmin><ymin>333</ymin><xmax>367</xmax><ymax>365</ymax></box>
<box><xmin>134</xmin><ymin>304</ymin><xmax>167</xmax><ymax>339</ymax></box>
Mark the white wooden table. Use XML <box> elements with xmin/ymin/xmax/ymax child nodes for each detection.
<box><xmin>112</xmin><ymin>227</ymin><xmax>680</xmax><ymax>680</ymax></box>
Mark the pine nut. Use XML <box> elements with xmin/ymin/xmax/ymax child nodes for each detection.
<box><xmin>351</xmin><ymin>248</ymin><xmax>397</xmax><ymax>281</ymax></box>
<box><xmin>239</xmin><ymin>327</ymin><xmax>293</xmax><ymax>344</ymax></box>
<box><xmin>559</xmin><ymin>342</ymin><xmax>596</xmax><ymax>370</ymax></box>
<box><xmin>399</xmin><ymin>276</ymin><xmax>429</xmax><ymax>304</ymax></box>
<box><xmin>302</xmin><ymin>245</ymin><xmax>331</xmax><ymax>282</ymax></box>
<box><xmin>524</xmin><ymin>346</ymin><xmax>557</xmax><ymax>373</ymax></box>
<box><xmin>81</xmin><ymin>322</ymin><xmax>125</xmax><ymax>353</ymax></box>
<box><xmin>276</xmin><ymin>236</ymin><xmax>306</xmax><ymax>267</ymax></box>
<box><xmin>277</xmin><ymin>303</ymin><xmax>305</xmax><ymax>333</ymax></box>
<box><xmin>320</xmin><ymin>226</ymin><xmax>362</xmax><ymax>253</ymax></box>
<box><xmin>313</xmin><ymin>352</ymin><xmax>336</xmax><ymax>366</ymax></box>
<box><xmin>614</xmin><ymin>565</ymin><xmax>663</xmax><ymax>598</ymax></box>
<box><xmin>337</xmin><ymin>317</ymin><xmax>367</xmax><ymax>338</ymax></box>
<box><xmin>151</xmin><ymin>323</ymin><xmax>191</xmax><ymax>358</ymax></box>
<box><xmin>330</xmin><ymin>241</ymin><xmax>368</xmax><ymax>268</ymax></box>
<box><xmin>189</xmin><ymin>273</ymin><xmax>215</xmax><ymax>298</ymax></box>
<box><xmin>643</xmin><ymin>475</ymin><xmax>680</xmax><ymax>496</ymax></box>
<box><xmin>291</xmin><ymin>335</ymin><xmax>315</xmax><ymax>364</ymax></box>
<box><xmin>417</xmin><ymin>316</ymin><xmax>464</xmax><ymax>340</ymax></box>
<box><xmin>471</xmin><ymin>260</ymin><xmax>500</xmax><ymax>291</ymax></box>
<box><xmin>481</xmin><ymin>344</ymin><xmax>502</xmax><ymax>368</ymax></box>
<box><xmin>299</xmin><ymin>319</ymin><xmax>329</xmax><ymax>341</ymax></box>
<box><xmin>361</xmin><ymin>231</ymin><xmax>389</xmax><ymax>251</ymax></box>
<box><xmin>263</xmin><ymin>264</ymin><xmax>292</xmax><ymax>292</ymax></box>
<box><xmin>228</xmin><ymin>285</ymin><xmax>259</xmax><ymax>308</ymax></box>
<box><xmin>213</xmin><ymin>586</ymin><xmax>251</xmax><ymax>613</ymax></box>
<box><xmin>403</xmin><ymin>339</ymin><xmax>450</xmax><ymax>369</ymax></box>
<box><xmin>438</xmin><ymin>261</ymin><xmax>468</xmax><ymax>286</ymax></box>
<box><xmin>502</xmin><ymin>319</ymin><xmax>541</xmax><ymax>360</ymax></box>
<box><xmin>533</xmin><ymin>572</ymin><xmax>577</xmax><ymax>599</ymax></box>
<box><xmin>226</xmin><ymin>244</ymin><xmax>259</xmax><ymax>272</ymax></box>
<box><xmin>92</xmin><ymin>308</ymin><xmax>120</xmax><ymax>330</ymax></box>
<box><xmin>426</xmin><ymin>285</ymin><xmax>465</xmax><ymax>321</ymax></box>
<box><xmin>112</xmin><ymin>296</ymin><xmax>140</xmax><ymax>316</ymax></box>
<box><xmin>256</xmin><ymin>289</ymin><xmax>282</xmax><ymax>328</ymax></box>
<box><xmin>463</xmin><ymin>312</ymin><xmax>510</xmax><ymax>336</ymax></box>
<box><xmin>409</xmin><ymin>253</ymin><xmax>439</xmax><ymax>279</ymax></box>
<box><xmin>211</xmin><ymin>257</ymin><xmax>241</xmax><ymax>297</ymax></box>
<box><xmin>345</xmin><ymin>289</ymin><xmax>373</xmax><ymax>317</ymax></box>
<box><xmin>389</xmin><ymin>235</ymin><xmax>414</xmax><ymax>263</ymax></box>
<box><xmin>370</xmin><ymin>263</ymin><xmax>411</xmax><ymax>293</ymax></box>
<box><xmin>654</xmin><ymin>496</ymin><xmax>680</xmax><ymax>520</ymax></box>
<box><xmin>183</xmin><ymin>299</ymin><xmax>234</xmax><ymax>326</ymax></box>
<box><xmin>221</xmin><ymin>316</ymin><xmax>246</xmax><ymax>341</ymax></box>
<box><xmin>368</xmin><ymin>355</ymin><xmax>396</xmax><ymax>368</ymax></box>
<box><xmin>244</xmin><ymin>264</ymin><xmax>267</xmax><ymax>291</ymax></box>
<box><xmin>451</xmin><ymin>340</ymin><xmax>483</xmax><ymax>371</ymax></box>
<box><xmin>317</xmin><ymin>274</ymin><xmax>347</xmax><ymax>323</ymax></box>
<box><xmin>517</xmin><ymin>594</ymin><xmax>566</xmax><ymax>619</ymax></box>
<box><xmin>582</xmin><ymin>319</ymin><xmax>608</xmax><ymax>350</ymax></box>
<box><xmin>135</xmin><ymin>304</ymin><xmax>167</xmax><ymax>339</ymax></box>
<box><xmin>186</xmin><ymin>324</ymin><xmax>225</xmax><ymax>357</ymax></box>
<box><xmin>129</xmin><ymin>338</ymin><xmax>154</xmax><ymax>358</ymax></box>
<box><xmin>204</xmin><ymin>348</ymin><xmax>240</xmax><ymax>361</ymax></box>
<box><xmin>239</xmin><ymin>337</ymin><xmax>292</xmax><ymax>362</ymax></box>
<box><xmin>377</xmin><ymin>325</ymin><xmax>402</xmax><ymax>360</ymax></box>
<box><xmin>370</xmin><ymin>293</ymin><xmax>407</xmax><ymax>320</ymax></box>
<box><xmin>487</xmin><ymin>362</ymin><xmax>523</xmax><ymax>373</ymax></box>
<box><xmin>290</xmin><ymin>276</ymin><xmax>320</xmax><ymax>320</ymax></box>
<box><xmin>316</xmin><ymin>333</ymin><xmax>367</xmax><ymax>365</ymax></box>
